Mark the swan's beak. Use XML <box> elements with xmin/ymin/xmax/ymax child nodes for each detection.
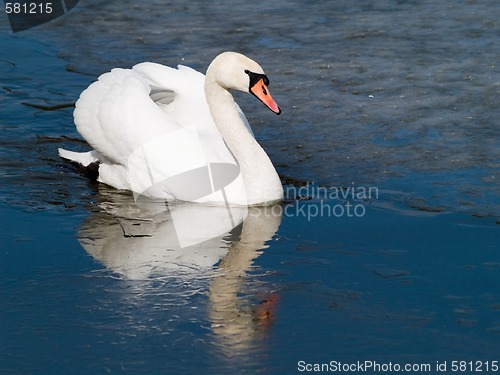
<box><xmin>250</xmin><ymin>78</ymin><xmax>281</xmax><ymax>115</ymax></box>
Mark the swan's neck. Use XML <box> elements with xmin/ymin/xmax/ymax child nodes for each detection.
<box><xmin>204</xmin><ymin>79</ymin><xmax>283</xmax><ymax>205</ymax></box>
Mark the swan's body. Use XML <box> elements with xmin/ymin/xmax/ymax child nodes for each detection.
<box><xmin>59</xmin><ymin>52</ymin><xmax>283</xmax><ymax>205</ymax></box>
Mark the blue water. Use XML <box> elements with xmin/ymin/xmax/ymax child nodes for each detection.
<box><xmin>1</xmin><ymin>1</ymin><xmax>499</xmax><ymax>374</ymax></box>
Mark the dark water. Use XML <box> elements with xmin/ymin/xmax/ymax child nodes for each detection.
<box><xmin>1</xmin><ymin>1</ymin><xmax>499</xmax><ymax>374</ymax></box>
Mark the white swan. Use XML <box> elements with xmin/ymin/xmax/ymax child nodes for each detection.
<box><xmin>59</xmin><ymin>52</ymin><xmax>284</xmax><ymax>206</ymax></box>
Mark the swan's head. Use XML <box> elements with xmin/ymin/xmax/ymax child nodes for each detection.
<box><xmin>206</xmin><ymin>52</ymin><xmax>281</xmax><ymax>115</ymax></box>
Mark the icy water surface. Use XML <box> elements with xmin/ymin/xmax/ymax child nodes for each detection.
<box><xmin>1</xmin><ymin>1</ymin><xmax>499</xmax><ymax>374</ymax></box>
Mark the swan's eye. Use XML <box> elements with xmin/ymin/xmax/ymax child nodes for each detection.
<box><xmin>246</xmin><ymin>70</ymin><xmax>270</xmax><ymax>91</ymax></box>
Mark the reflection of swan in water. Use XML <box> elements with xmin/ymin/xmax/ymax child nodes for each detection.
<box><xmin>78</xmin><ymin>186</ymin><xmax>282</xmax><ymax>352</ymax></box>
<box><xmin>209</xmin><ymin>204</ymin><xmax>282</xmax><ymax>353</ymax></box>
<box><xmin>79</xmin><ymin>191</ymin><xmax>248</xmax><ymax>279</ymax></box>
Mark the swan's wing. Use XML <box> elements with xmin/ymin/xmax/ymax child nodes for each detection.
<box><xmin>74</xmin><ymin>66</ymin><xmax>181</xmax><ymax>166</ymax></box>
<box><xmin>73</xmin><ymin>63</ymin><xmax>237</xmax><ymax>199</ymax></box>
<box><xmin>134</xmin><ymin>63</ymin><xmax>241</xmax><ymax>159</ymax></box>
<box><xmin>136</xmin><ymin>63</ymin><xmax>255</xmax><ymax>138</ymax></box>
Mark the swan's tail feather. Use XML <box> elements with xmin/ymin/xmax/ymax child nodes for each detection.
<box><xmin>58</xmin><ymin>148</ymin><xmax>101</xmax><ymax>166</ymax></box>
<box><xmin>58</xmin><ymin>148</ymin><xmax>101</xmax><ymax>181</ymax></box>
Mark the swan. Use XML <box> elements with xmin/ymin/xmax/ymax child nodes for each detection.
<box><xmin>59</xmin><ymin>52</ymin><xmax>284</xmax><ymax>206</ymax></box>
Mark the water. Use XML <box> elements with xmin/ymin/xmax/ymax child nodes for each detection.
<box><xmin>1</xmin><ymin>1</ymin><xmax>499</xmax><ymax>374</ymax></box>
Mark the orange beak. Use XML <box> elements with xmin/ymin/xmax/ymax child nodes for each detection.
<box><xmin>250</xmin><ymin>78</ymin><xmax>281</xmax><ymax>115</ymax></box>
